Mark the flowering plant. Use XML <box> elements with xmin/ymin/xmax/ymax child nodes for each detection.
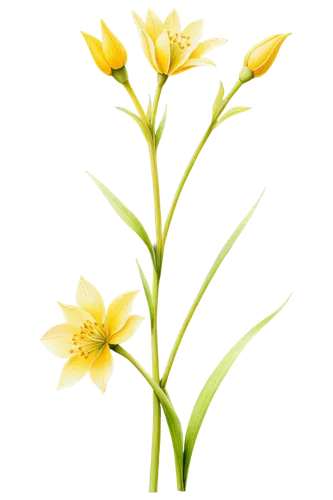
<box><xmin>41</xmin><ymin>8</ymin><xmax>291</xmax><ymax>492</ymax></box>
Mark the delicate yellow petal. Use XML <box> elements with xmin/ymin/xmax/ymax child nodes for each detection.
<box><xmin>138</xmin><ymin>30</ymin><xmax>159</xmax><ymax>71</ymax></box>
<box><xmin>169</xmin><ymin>20</ymin><xmax>204</xmax><ymax>74</ymax></box>
<box><xmin>58</xmin><ymin>302</ymin><xmax>96</xmax><ymax>328</ymax></box>
<box><xmin>173</xmin><ymin>57</ymin><xmax>216</xmax><ymax>75</ymax></box>
<box><xmin>109</xmin><ymin>315</ymin><xmax>144</xmax><ymax>345</ymax></box>
<box><xmin>155</xmin><ymin>31</ymin><xmax>171</xmax><ymax>74</ymax></box>
<box><xmin>40</xmin><ymin>323</ymin><xmax>80</xmax><ymax>358</ymax></box>
<box><xmin>57</xmin><ymin>351</ymin><xmax>97</xmax><ymax>390</ymax></box>
<box><xmin>89</xmin><ymin>345</ymin><xmax>114</xmax><ymax>394</ymax></box>
<box><xmin>190</xmin><ymin>38</ymin><xmax>227</xmax><ymax>58</ymax></box>
<box><xmin>145</xmin><ymin>9</ymin><xmax>165</xmax><ymax>43</ymax></box>
<box><xmin>164</xmin><ymin>9</ymin><xmax>181</xmax><ymax>34</ymax></box>
<box><xmin>106</xmin><ymin>290</ymin><xmax>139</xmax><ymax>336</ymax></box>
<box><xmin>101</xmin><ymin>19</ymin><xmax>127</xmax><ymax>69</ymax></box>
<box><xmin>81</xmin><ymin>32</ymin><xmax>111</xmax><ymax>75</ymax></box>
<box><xmin>76</xmin><ymin>276</ymin><xmax>105</xmax><ymax>324</ymax></box>
<box><xmin>132</xmin><ymin>11</ymin><xmax>146</xmax><ymax>32</ymax></box>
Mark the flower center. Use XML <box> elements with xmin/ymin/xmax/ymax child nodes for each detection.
<box><xmin>69</xmin><ymin>320</ymin><xmax>107</xmax><ymax>358</ymax></box>
<box><xmin>167</xmin><ymin>30</ymin><xmax>191</xmax><ymax>50</ymax></box>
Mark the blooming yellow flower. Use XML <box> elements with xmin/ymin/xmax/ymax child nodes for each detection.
<box><xmin>132</xmin><ymin>9</ymin><xmax>227</xmax><ymax>76</ymax></box>
<box><xmin>240</xmin><ymin>33</ymin><xmax>291</xmax><ymax>82</ymax></box>
<box><xmin>81</xmin><ymin>20</ymin><xmax>127</xmax><ymax>76</ymax></box>
<box><xmin>40</xmin><ymin>277</ymin><xmax>144</xmax><ymax>393</ymax></box>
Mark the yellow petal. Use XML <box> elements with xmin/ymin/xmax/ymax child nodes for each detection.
<box><xmin>190</xmin><ymin>38</ymin><xmax>227</xmax><ymax>58</ymax></box>
<box><xmin>172</xmin><ymin>57</ymin><xmax>218</xmax><ymax>78</ymax></box>
<box><xmin>164</xmin><ymin>9</ymin><xmax>181</xmax><ymax>34</ymax></box>
<box><xmin>57</xmin><ymin>351</ymin><xmax>97</xmax><ymax>390</ymax></box>
<box><xmin>109</xmin><ymin>315</ymin><xmax>144</xmax><ymax>345</ymax></box>
<box><xmin>145</xmin><ymin>9</ymin><xmax>165</xmax><ymax>43</ymax></box>
<box><xmin>40</xmin><ymin>323</ymin><xmax>80</xmax><ymax>358</ymax></box>
<box><xmin>155</xmin><ymin>31</ymin><xmax>171</xmax><ymax>74</ymax></box>
<box><xmin>81</xmin><ymin>32</ymin><xmax>111</xmax><ymax>75</ymax></box>
<box><xmin>138</xmin><ymin>30</ymin><xmax>159</xmax><ymax>71</ymax></box>
<box><xmin>89</xmin><ymin>345</ymin><xmax>114</xmax><ymax>394</ymax></box>
<box><xmin>58</xmin><ymin>302</ymin><xmax>96</xmax><ymax>328</ymax></box>
<box><xmin>106</xmin><ymin>290</ymin><xmax>139</xmax><ymax>336</ymax></box>
<box><xmin>101</xmin><ymin>19</ymin><xmax>127</xmax><ymax>69</ymax></box>
<box><xmin>76</xmin><ymin>276</ymin><xmax>105</xmax><ymax>324</ymax></box>
<box><xmin>132</xmin><ymin>11</ymin><xmax>146</xmax><ymax>32</ymax></box>
<box><xmin>169</xmin><ymin>20</ymin><xmax>204</xmax><ymax>74</ymax></box>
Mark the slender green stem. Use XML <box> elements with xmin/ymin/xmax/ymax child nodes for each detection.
<box><xmin>147</xmin><ymin>75</ymin><xmax>169</xmax><ymax>495</ymax></box>
<box><xmin>111</xmin><ymin>345</ymin><xmax>185</xmax><ymax>491</ymax></box>
<box><xmin>123</xmin><ymin>80</ymin><xmax>147</xmax><ymax>122</ymax></box>
<box><xmin>162</xmin><ymin>79</ymin><xmax>243</xmax><ymax>252</ymax></box>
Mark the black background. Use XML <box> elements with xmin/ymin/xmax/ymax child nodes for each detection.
<box><xmin>32</xmin><ymin>3</ymin><xmax>301</xmax><ymax>498</ymax></box>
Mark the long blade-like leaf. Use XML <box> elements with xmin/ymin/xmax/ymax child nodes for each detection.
<box><xmin>183</xmin><ymin>294</ymin><xmax>292</xmax><ymax>486</ymax></box>
<box><xmin>136</xmin><ymin>259</ymin><xmax>153</xmax><ymax>326</ymax></box>
<box><xmin>161</xmin><ymin>190</ymin><xmax>265</xmax><ymax>388</ymax></box>
<box><xmin>212</xmin><ymin>81</ymin><xmax>225</xmax><ymax>120</ymax></box>
<box><xmin>87</xmin><ymin>172</ymin><xmax>156</xmax><ymax>266</ymax></box>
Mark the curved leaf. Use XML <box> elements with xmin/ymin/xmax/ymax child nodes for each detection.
<box><xmin>212</xmin><ymin>81</ymin><xmax>224</xmax><ymax>120</ymax></box>
<box><xmin>156</xmin><ymin>104</ymin><xmax>167</xmax><ymax>149</ymax></box>
<box><xmin>161</xmin><ymin>189</ymin><xmax>265</xmax><ymax>388</ymax></box>
<box><xmin>136</xmin><ymin>259</ymin><xmax>153</xmax><ymax>326</ymax></box>
<box><xmin>87</xmin><ymin>172</ymin><xmax>156</xmax><ymax>266</ymax></box>
<box><xmin>183</xmin><ymin>294</ymin><xmax>292</xmax><ymax>486</ymax></box>
<box><xmin>116</xmin><ymin>107</ymin><xmax>151</xmax><ymax>141</ymax></box>
<box><xmin>213</xmin><ymin>106</ymin><xmax>251</xmax><ymax>129</ymax></box>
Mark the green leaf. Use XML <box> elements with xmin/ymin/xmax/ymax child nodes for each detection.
<box><xmin>213</xmin><ymin>106</ymin><xmax>251</xmax><ymax>129</ymax></box>
<box><xmin>212</xmin><ymin>81</ymin><xmax>224</xmax><ymax>119</ymax></box>
<box><xmin>155</xmin><ymin>104</ymin><xmax>167</xmax><ymax>149</ymax></box>
<box><xmin>145</xmin><ymin>94</ymin><xmax>154</xmax><ymax>123</ymax></box>
<box><xmin>136</xmin><ymin>259</ymin><xmax>153</xmax><ymax>326</ymax></box>
<box><xmin>183</xmin><ymin>294</ymin><xmax>292</xmax><ymax>486</ymax></box>
<box><xmin>160</xmin><ymin>190</ymin><xmax>265</xmax><ymax>388</ymax></box>
<box><xmin>116</xmin><ymin>107</ymin><xmax>151</xmax><ymax>142</ymax></box>
<box><xmin>87</xmin><ymin>172</ymin><xmax>156</xmax><ymax>266</ymax></box>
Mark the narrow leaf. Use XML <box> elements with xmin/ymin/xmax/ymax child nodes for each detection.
<box><xmin>116</xmin><ymin>107</ymin><xmax>151</xmax><ymax>141</ymax></box>
<box><xmin>160</xmin><ymin>190</ymin><xmax>265</xmax><ymax>388</ymax></box>
<box><xmin>155</xmin><ymin>104</ymin><xmax>167</xmax><ymax>149</ymax></box>
<box><xmin>87</xmin><ymin>172</ymin><xmax>156</xmax><ymax>266</ymax></box>
<box><xmin>212</xmin><ymin>81</ymin><xmax>224</xmax><ymax>119</ymax></box>
<box><xmin>183</xmin><ymin>294</ymin><xmax>292</xmax><ymax>486</ymax></box>
<box><xmin>147</xmin><ymin>95</ymin><xmax>152</xmax><ymax>125</ymax></box>
<box><xmin>213</xmin><ymin>106</ymin><xmax>251</xmax><ymax>129</ymax></box>
<box><xmin>136</xmin><ymin>259</ymin><xmax>153</xmax><ymax>325</ymax></box>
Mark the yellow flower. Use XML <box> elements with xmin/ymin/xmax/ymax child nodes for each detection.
<box><xmin>81</xmin><ymin>20</ymin><xmax>127</xmax><ymax>76</ymax></box>
<box><xmin>240</xmin><ymin>33</ymin><xmax>291</xmax><ymax>82</ymax></box>
<box><xmin>132</xmin><ymin>9</ymin><xmax>227</xmax><ymax>76</ymax></box>
<box><xmin>40</xmin><ymin>277</ymin><xmax>144</xmax><ymax>393</ymax></box>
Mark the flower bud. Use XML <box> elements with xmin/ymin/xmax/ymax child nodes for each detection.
<box><xmin>81</xmin><ymin>20</ymin><xmax>127</xmax><ymax>77</ymax></box>
<box><xmin>239</xmin><ymin>33</ymin><xmax>291</xmax><ymax>82</ymax></box>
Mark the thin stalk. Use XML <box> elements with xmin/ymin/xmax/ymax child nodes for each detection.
<box><xmin>162</xmin><ymin>79</ymin><xmax>243</xmax><ymax>251</ymax></box>
<box><xmin>111</xmin><ymin>345</ymin><xmax>185</xmax><ymax>491</ymax></box>
<box><xmin>123</xmin><ymin>81</ymin><xmax>147</xmax><ymax>122</ymax></box>
<box><xmin>148</xmin><ymin>79</ymin><xmax>166</xmax><ymax>492</ymax></box>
